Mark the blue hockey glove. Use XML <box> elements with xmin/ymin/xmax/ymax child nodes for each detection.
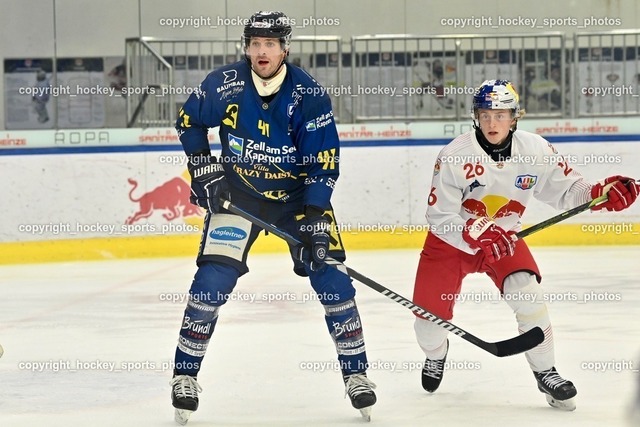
<box><xmin>295</xmin><ymin>206</ymin><xmax>330</xmax><ymax>271</ymax></box>
<box><xmin>187</xmin><ymin>153</ymin><xmax>228</xmax><ymax>213</ymax></box>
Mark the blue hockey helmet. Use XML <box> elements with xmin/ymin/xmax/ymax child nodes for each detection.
<box><xmin>471</xmin><ymin>79</ymin><xmax>521</xmax><ymax>119</ymax></box>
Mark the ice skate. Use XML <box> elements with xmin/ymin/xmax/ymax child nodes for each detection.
<box><xmin>422</xmin><ymin>339</ymin><xmax>448</xmax><ymax>393</ymax></box>
<box><xmin>533</xmin><ymin>367</ymin><xmax>577</xmax><ymax>411</ymax></box>
<box><xmin>344</xmin><ymin>373</ymin><xmax>377</xmax><ymax>421</ymax></box>
<box><xmin>170</xmin><ymin>374</ymin><xmax>203</xmax><ymax>425</ymax></box>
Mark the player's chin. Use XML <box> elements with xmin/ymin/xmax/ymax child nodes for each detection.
<box><xmin>254</xmin><ymin>66</ymin><xmax>273</xmax><ymax>78</ymax></box>
<box><xmin>485</xmin><ymin>133</ymin><xmax>506</xmax><ymax>145</ymax></box>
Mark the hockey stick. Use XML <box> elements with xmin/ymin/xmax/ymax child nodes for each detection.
<box><xmin>517</xmin><ymin>178</ymin><xmax>640</xmax><ymax>239</ymax></box>
<box><xmin>220</xmin><ymin>198</ymin><xmax>544</xmax><ymax>357</ymax></box>
<box><xmin>515</xmin><ymin>194</ymin><xmax>608</xmax><ymax>239</ymax></box>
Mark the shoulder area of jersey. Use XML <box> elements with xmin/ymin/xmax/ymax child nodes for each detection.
<box><xmin>439</xmin><ymin>129</ymin><xmax>476</xmax><ymax>154</ymax></box>
<box><xmin>512</xmin><ymin>129</ymin><xmax>551</xmax><ymax>147</ymax></box>
<box><xmin>202</xmin><ymin>62</ymin><xmax>248</xmax><ymax>85</ymax></box>
<box><xmin>197</xmin><ymin>62</ymin><xmax>249</xmax><ymax>99</ymax></box>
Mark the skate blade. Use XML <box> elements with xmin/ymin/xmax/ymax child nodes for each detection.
<box><xmin>359</xmin><ymin>406</ymin><xmax>372</xmax><ymax>422</ymax></box>
<box><xmin>545</xmin><ymin>394</ymin><xmax>576</xmax><ymax>411</ymax></box>
<box><xmin>174</xmin><ymin>408</ymin><xmax>193</xmax><ymax>425</ymax></box>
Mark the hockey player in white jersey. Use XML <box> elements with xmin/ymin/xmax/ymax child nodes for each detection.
<box><xmin>412</xmin><ymin>79</ymin><xmax>639</xmax><ymax>411</ymax></box>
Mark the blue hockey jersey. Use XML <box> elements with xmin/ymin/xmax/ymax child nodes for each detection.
<box><xmin>176</xmin><ymin>60</ymin><xmax>340</xmax><ymax>210</ymax></box>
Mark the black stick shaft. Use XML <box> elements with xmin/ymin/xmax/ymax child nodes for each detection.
<box><xmin>515</xmin><ymin>194</ymin><xmax>607</xmax><ymax>239</ymax></box>
<box><xmin>220</xmin><ymin>198</ymin><xmax>544</xmax><ymax>357</ymax></box>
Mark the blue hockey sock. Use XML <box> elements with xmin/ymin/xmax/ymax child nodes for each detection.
<box><xmin>174</xmin><ymin>297</ymin><xmax>220</xmax><ymax>376</ymax></box>
<box><xmin>173</xmin><ymin>262</ymin><xmax>239</xmax><ymax>376</ymax></box>
<box><xmin>324</xmin><ymin>298</ymin><xmax>368</xmax><ymax>375</ymax></box>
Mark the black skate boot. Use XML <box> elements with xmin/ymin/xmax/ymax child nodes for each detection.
<box><xmin>170</xmin><ymin>373</ymin><xmax>203</xmax><ymax>425</ymax></box>
<box><xmin>344</xmin><ymin>372</ymin><xmax>377</xmax><ymax>421</ymax></box>
<box><xmin>533</xmin><ymin>367</ymin><xmax>577</xmax><ymax>411</ymax></box>
<box><xmin>422</xmin><ymin>339</ymin><xmax>449</xmax><ymax>393</ymax></box>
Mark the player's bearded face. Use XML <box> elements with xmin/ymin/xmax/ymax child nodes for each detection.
<box><xmin>476</xmin><ymin>109</ymin><xmax>516</xmax><ymax>145</ymax></box>
<box><xmin>246</xmin><ymin>37</ymin><xmax>288</xmax><ymax>79</ymax></box>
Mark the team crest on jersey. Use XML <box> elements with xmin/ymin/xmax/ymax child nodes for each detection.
<box><xmin>515</xmin><ymin>174</ymin><xmax>537</xmax><ymax>190</ymax></box>
<box><xmin>228</xmin><ymin>133</ymin><xmax>244</xmax><ymax>156</ymax></box>
<box><xmin>287</xmin><ymin>103</ymin><xmax>295</xmax><ymax>117</ymax></box>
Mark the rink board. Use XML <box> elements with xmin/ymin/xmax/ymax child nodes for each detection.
<box><xmin>0</xmin><ymin>223</ymin><xmax>638</xmax><ymax>264</ymax></box>
<box><xmin>1</xmin><ymin>119</ymin><xmax>639</xmax><ymax>264</ymax></box>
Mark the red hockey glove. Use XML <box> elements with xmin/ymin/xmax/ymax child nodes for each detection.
<box><xmin>462</xmin><ymin>217</ymin><xmax>516</xmax><ymax>263</ymax></box>
<box><xmin>591</xmin><ymin>175</ymin><xmax>639</xmax><ymax>212</ymax></box>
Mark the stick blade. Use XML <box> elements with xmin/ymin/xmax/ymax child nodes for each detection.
<box><xmin>492</xmin><ymin>327</ymin><xmax>545</xmax><ymax>357</ymax></box>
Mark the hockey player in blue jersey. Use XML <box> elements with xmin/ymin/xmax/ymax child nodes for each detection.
<box><xmin>169</xmin><ymin>11</ymin><xmax>376</xmax><ymax>425</ymax></box>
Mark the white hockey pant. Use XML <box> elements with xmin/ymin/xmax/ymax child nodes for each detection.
<box><xmin>414</xmin><ymin>271</ymin><xmax>554</xmax><ymax>371</ymax></box>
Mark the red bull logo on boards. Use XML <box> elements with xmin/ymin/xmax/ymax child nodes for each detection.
<box><xmin>125</xmin><ymin>176</ymin><xmax>202</xmax><ymax>225</ymax></box>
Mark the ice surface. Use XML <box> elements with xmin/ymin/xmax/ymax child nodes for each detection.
<box><xmin>0</xmin><ymin>247</ymin><xmax>638</xmax><ymax>426</ymax></box>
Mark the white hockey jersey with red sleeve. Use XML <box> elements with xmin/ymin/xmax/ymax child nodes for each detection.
<box><xmin>426</xmin><ymin>129</ymin><xmax>593</xmax><ymax>254</ymax></box>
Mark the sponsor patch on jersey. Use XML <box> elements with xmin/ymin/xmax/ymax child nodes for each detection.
<box><xmin>192</xmin><ymin>84</ymin><xmax>206</xmax><ymax>99</ymax></box>
<box><xmin>305</xmin><ymin>120</ymin><xmax>317</xmax><ymax>132</ymax></box>
<box><xmin>433</xmin><ymin>158</ymin><xmax>441</xmax><ymax>176</ymax></box>
<box><xmin>287</xmin><ymin>103</ymin><xmax>295</xmax><ymax>117</ymax></box>
<box><xmin>219</xmin><ymin>85</ymin><xmax>244</xmax><ymax>101</ymax></box>
<box><xmin>216</xmin><ymin>80</ymin><xmax>245</xmax><ymax>94</ymax></box>
<box><xmin>515</xmin><ymin>174</ymin><xmax>537</xmax><ymax>190</ymax></box>
<box><xmin>305</xmin><ymin>111</ymin><xmax>334</xmax><ymax>132</ymax></box>
<box><xmin>228</xmin><ymin>133</ymin><xmax>244</xmax><ymax>156</ymax></box>
<box><xmin>209</xmin><ymin>226</ymin><xmax>247</xmax><ymax>241</ymax></box>
<box><xmin>223</xmin><ymin>70</ymin><xmax>237</xmax><ymax>83</ymax></box>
